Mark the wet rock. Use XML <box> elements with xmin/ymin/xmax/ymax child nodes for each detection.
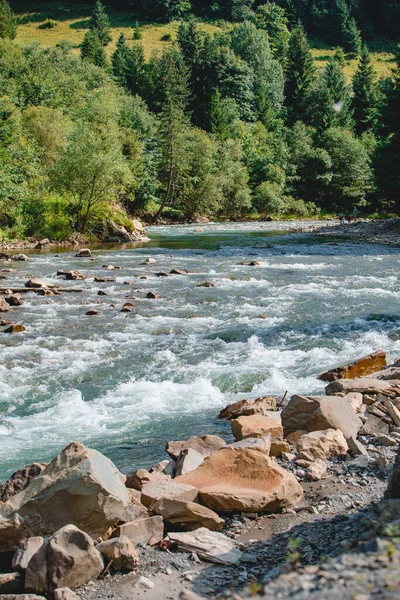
<box><xmin>104</xmin><ymin>221</ymin><xmax>138</xmax><ymax>243</ymax></box>
<box><xmin>359</xmin><ymin>414</ymin><xmax>390</xmax><ymax>435</ymax></box>
<box><xmin>325</xmin><ymin>378</ymin><xmax>394</xmax><ymax>396</ymax></box>
<box><xmin>249</xmin><ymin>260</ymin><xmax>260</xmax><ymax>266</ymax></box>
<box><xmin>166</xmin><ymin>435</ymin><xmax>226</xmax><ymax>461</ymax></box>
<box><xmin>0</xmin><ymin>441</ymin><xmax>140</xmax><ymax>537</ymax></box>
<box><xmin>153</xmin><ymin>498</ymin><xmax>224</xmax><ymax>531</ymax></box>
<box><xmin>141</xmin><ymin>480</ymin><xmax>198</xmax><ymax>507</ymax></box>
<box><xmin>0</xmin><ymin>319</ymin><xmax>13</xmax><ymax>326</ymax></box>
<box><xmin>170</xmin><ymin>269</ymin><xmax>188</xmax><ymax>275</ymax></box>
<box><xmin>176</xmin><ymin>447</ymin><xmax>303</xmax><ymax>513</ymax></box>
<box><xmin>5</xmin><ymin>294</ymin><xmax>23</xmax><ymax>307</ymax></box>
<box><xmin>25</xmin><ymin>279</ymin><xmax>45</xmax><ymax>289</ymax></box>
<box><xmin>282</xmin><ymin>394</ymin><xmax>362</xmax><ymax>440</ymax></box>
<box><xmin>97</xmin><ymin>290</ymin><xmax>108</xmax><ymax>296</ymax></box>
<box><xmin>4</xmin><ymin>324</ymin><xmax>26</xmax><ymax>333</ymax></box>
<box><xmin>0</xmin><ymin>297</ymin><xmax>10</xmax><ymax>312</ymax></box>
<box><xmin>75</xmin><ymin>249</ymin><xmax>91</xmax><ymax>257</ymax></box>
<box><xmin>168</xmin><ymin>528</ymin><xmax>242</xmax><ymax>565</ymax></box>
<box><xmin>34</xmin><ymin>239</ymin><xmax>50</xmax><ymax>250</ymax></box>
<box><xmin>10</xmin><ymin>254</ymin><xmax>29</xmax><ymax>261</ymax></box>
<box><xmin>196</xmin><ymin>281</ymin><xmax>214</xmax><ymax>288</ymax></box>
<box><xmin>146</xmin><ymin>292</ymin><xmax>162</xmax><ymax>299</ymax></box>
<box><xmin>95</xmin><ymin>536</ymin><xmax>139</xmax><ymax>571</ymax></box>
<box><xmin>86</xmin><ymin>309</ymin><xmax>98</xmax><ymax>316</ymax></box>
<box><xmin>307</xmin><ymin>459</ymin><xmax>327</xmax><ymax>481</ymax></box>
<box><xmin>218</xmin><ymin>396</ymin><xmax>277</xmax><ymax>420</ymax></box>
<box><xmin>65</xmin><ymin>271</ymin><xmax>85</xmax><ymax>281</ymax></box>
<box><xmin>175</xmin><ymin>449</ymin><xmax>205</xmax><ymax>477</ymax></box>
<box><xmin>318</xmin><ymin>351</ymin><xmax>387</xmax><ymax>381</ymax></box>
<box><xmin>94</xmin><ymin>277</ymin><xmax>114</xmax><ymax>283</ymax></box>
<box><xmin>142</xmin><ymin>258</ymin><xmax>156</xmax><ymax>265</ymax></box>
<box><xmin>295</xmin><ymin>429</ymin><xmax>348</xmax><ymax>461</ymax></box>
<box><xmin>0</xmin><ymin>252</ymin><xmax>10</xmax><ymax>260</ymax></box>
<box><xmin>12</xmin><ymin>537</ymin><xmax>44</xmax><ymax>571</ymax></box>
<box><xmin>111</xmin><ymin>516</ymin><xmax>164</xmax><ymax>546</ymax></box>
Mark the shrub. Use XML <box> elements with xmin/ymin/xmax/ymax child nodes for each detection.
<box><xmin>39</xmin><ymin>19</ymin><xmax>58</xmax><ymax>29</ymax></box>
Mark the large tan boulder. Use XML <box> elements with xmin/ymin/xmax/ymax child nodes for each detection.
<box><xmin>166</xmin><ymin>435</ymin><xmax>226</xmax><ymax>461</ymax></box>
<box><xmin>176</xmin><ymin>448</ymin><xmax>303</xmax><ymax>513</ymax></box>
<box><xmin>295</xmin><ymin>429</ymin><xmax>348</xmax><ymax>461</ymax></box>
<box><xmin>325</xmin><ymin>378</ymin><xmax>394</xmax><ymax>396</ymax></box>
<box><xmin>317</xmin><ymin>351</ymin><xmax>387</xmax><ymax>381</ymax></box>
<box><xmin>0</xmin><ymin>442</ymin><xmax>140</xmax><ymax>537</ymax></box>
<box><xmin>281</xmin><ymin>394</ymin><xmax>362</xmax><ymax>440</ymax></box>
<box><xmin>229</xmin><ymin>436</ymin><xmax>271</xmax><ymax>455</ymax></box>
<box><xmin>153</xmin><ymin>498</ymin><xmax>224</xmax><ymax>531</ymax></box>
<box><xmin>141</xmin><ymin>480</ymin><xmax>198</xmax><ymax>507</ymax></box>
<box><xmin>231</xmin><ymin>415</ymin><xmax>283</xmax><ymax>443</ymax></box>
<box><xmin>218</xmin><ymin>396</ymin><xmax>277</xmax><ymax>420</ymax></box>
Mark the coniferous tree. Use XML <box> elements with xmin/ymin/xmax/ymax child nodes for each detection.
<box><xmin>330</xmin><ymin>0</ymin><xmax>361</xmax><ymax>56</ymax></box>
<box><xmin>112</xmin><ymin>33</ymin><xmax>131</xmax><ymax>87</ymax></box>
<box><xmin>81</xmin><ymin>30</ymin><xmax>108</xmax><ymax>68</ymax></box>
<box><xmin>352</xmin><ymin>44</ymin><xmax>377</xmax><ymax>134</ymax></box>
<box><xmin>324</xmin><ymin>58</ymin><xmax>353</xmax><ymax>128</ymax></box>
<box><xmin>285</xmin><ymin>24</ymin><xmax>316</xmax><ymax>124</ymax></box>
<box><xmin>90</xmin><ymin>0</ymin><xmax>112</xmax><ymax>46</ymax></box>
<box><xmin>345</xmin><ymin>16</ymin><xmax>362</xmax><ymax>57</ymax></box>
<box><xmin>133</xmin><ymin>20</ymin><xmax>142</xmax><ymax>40</ymax></box>
<box><xmin>0</xmin><ymin>0</ymin><xmax>17</xmax><ymax>40</ymax></box>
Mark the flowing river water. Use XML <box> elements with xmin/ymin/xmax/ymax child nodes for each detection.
<box><xmin>1</xmin><ymin>221</ymin><xmax>399</xmax><ymax>482</ymax></box>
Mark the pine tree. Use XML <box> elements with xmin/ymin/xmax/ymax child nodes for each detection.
<box><xmin>285</xmin><ymin>24</ymin><xmax>316</xmax><ymax>124</ymax></box>
<box><xmin>352</xmin><ymin>44</ymin><xmax>377</xmax><ymax>134</ymax></box>
<box><xmin>0</xmin><ymin>0</ymin><xmax>17</xmax><ymax>40</ymax></box>
<box><xmin>81</xmin><ymin>30</ymin><xmax>107</xmax><ymax>68</ymax></box>
<box><xmin>345</xmin><ymin>16</ymin><xmax>362</xmax><ymax>57</ymax></box>
<box><xmin>126</xmin><ymin>42</ymin><xmax>146</xmax><ymax>96</ymax></box>
<box><xmin>133</xmin><ymin>20</ymin><xmax>142</xmax><ymax>40</ymax></box>
<box><xmin>89</xmin><ymin>0</ymin><xmax>112</xmax><ymax>46</ymax></box>
<box><xmin>324</xmin><ymin>58</ymin><xmax>353</xmax><ymax>128</ymax></box>
<box><xmin>112</xmin><ymin>33</ymin><xmax>131</xmax><ymax>87</ymax></box>
<box><xmin>330</xmin><ymin>0</ymin><xmax>361</xmax><ymax>57</ymax></box>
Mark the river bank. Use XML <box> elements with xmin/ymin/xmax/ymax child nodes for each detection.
<box><xmin>310</xmin><ymin>218</ymin><xmax>400</xmax><ymax>247</ymax></box>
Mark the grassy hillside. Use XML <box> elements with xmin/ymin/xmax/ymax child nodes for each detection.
<box><xmin>11</xmin><ymin>1</ymin><xmax>395</xmax><ymax>76</ymax></box>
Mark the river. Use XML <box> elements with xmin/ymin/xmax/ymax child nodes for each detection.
<box><xmin>1</xmin><ymin>221</ymin><xmax>399</xmax><ymax>482</ymax></box>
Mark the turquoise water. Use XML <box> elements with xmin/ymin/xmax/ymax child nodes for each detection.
<box><xmin>0</xmin><ymin>221</ymin><xmax>399</xmax><ymax>481</ymax></box>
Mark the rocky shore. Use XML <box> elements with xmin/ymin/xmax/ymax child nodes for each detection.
<box><xmin>1</xmin><ymin>351</ymin><xmax>400</xmax><ymax>600</ymax></box>
<box><xmin>302</xmin><ymin>218</ymin><xmax>400</xmax><ymax>247</ymax></box>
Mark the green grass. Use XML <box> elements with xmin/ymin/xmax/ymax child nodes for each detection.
<box><xmin>11</xmin><ymin>1</ymin><xmax>396</xmax><ymax>74</ymax></box>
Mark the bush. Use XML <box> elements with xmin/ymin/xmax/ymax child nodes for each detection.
<box><xmin>283</xmin><ymin>197</ymin><xmax>318</xmax><ymax>217</ymax></box>
<box><xmin>39</xmin><ymin>19</ymin><xmax>58</xmax><ymax>29</ymax></box>
<box><xmin>253</xmin><ymin>181</ymin><xmax>285</xmax><ymax>214</ymax></box>
<box><xmin>161</xmin><ymin>33</ymin><xmax>172</xmax><ymax>42</ymax></box>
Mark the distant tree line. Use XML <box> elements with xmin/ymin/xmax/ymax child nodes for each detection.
<box><xmin>0</xmin><ymin>0</ymin><xmax>399</xmax><ymax>239</ymax></box>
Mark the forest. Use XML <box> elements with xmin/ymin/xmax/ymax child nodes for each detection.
<box><xmin>0</xmin><ymin>0</ymin><xmax>399</xmax><ymax>240</ymax></box>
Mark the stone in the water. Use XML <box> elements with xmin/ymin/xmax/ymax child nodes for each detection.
<box><xmin>166</xmin><ymin>435</ymin><xmax>226</xmax><ymax>461</ymax></box>
<box><xmin>5</xmin><ymin>294</ymin><xmax>23</xmax><ymax>307</ymax></box>
<box><xmin>4</xmin><ymin>324</ymin><xmax>26</xmax><ymax>333</ymax></box>
<box><xmin>0</xmin><ymin>441</ymin><xmax>140</xmax><ymax>537</ymax></box>
<box><xmin>0</xmin><ymin>297</ymin><xmax>10</xmax><ymax>312</ymax></box>
<box><xmin>170</xmin><ymin>269</ymin><xmax>188</xmax><ymax>275</ymax></box>
<box><xmin>142</xmin><ymin>258</ymin><xmax>156</xmax><ymax>264</ymax></box>
<box><xmin>11</xmin><ymin>254</ymin><xmax>29</xmax><ymax>261</ymax></box>
<box><xmin>86</xmin><ymin>309</ymin><xmax>98</xmax><ymax>316</ymax></box>
<box><xmin>25</xmin><ymin>279</ymin><xmax>45</xmax><ymax>288</ymax></box>
<box><xmin>196</xmin><ymin>281</ymin><xmax>214</xmax><ymax>288</ymax></box>
<box><xmin>317</xmin><ymin>351</ymin><xmax>387</xmax><ymax>381</ymax></box>
<box><xmin>146</xmin><ymin>292</ymin><xmax>162</xmax><ymax>299</ymax></box>
<box><xmin>97</xmin><ymin>290</ymin><xmax>108</xmax><ymax>296</ymax></box>
<box><xmin>176</xmin><ymin>447</ymin><xmax>303</xmax><ymax>513</ymax></box>
<box><xmin>75</xmin><ymin>249</ymin><xmax>91</xmax><ymax>257</ymax></box>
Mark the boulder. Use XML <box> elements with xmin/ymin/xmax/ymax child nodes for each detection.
<box><xmin>325</xmin><ymin>378</ymin><xmax>393</xmax><ymax>396</ymax></box>
<box><xmin>0</xmin><ymin>463</ymin><xmax>45</xmax><ymax>503</ymax></box>
<box><xmin>218</xmin><ymin>397</ymin><xmax>277</xmax><ymax>420</ymax></box>
<box><xmin>54</xmin><ymin>589</ymin><xmax>80</xmax><ymax>600</ymax></box>
<box><xmin>153</xmin><ymin>498</ymin><xmax>223</xmax><ymax>532</ymax></box>
<box><xmin>146</xmin><ymin>292</ymin><xmax>161</xmax><ymax>299</ymax></box>
<box><xmin>295</xmin><ymin>429</ymin><xmax>348</xmax><ymax>461</ymax></box>
<box><xmin>166</xmin><ymin>435</ymin><xmax>226</xmax><ymax>461</ymax></box>
<box><xmin>75</xmin><ymin>249</ymin><xmax>91</xmax><ymax>257</ymax></box>
<box><xmin>111</xmin><ymin>516</ymin><xmax>164</xmax><ymax>546</ymax></box>
<box><xmin>142</xmin><ymin>258</ymin><xmax>156</xmax><ymax>265</ymax></box>
<box><xmin>46</xmin><ymin>525</ymin><xmax>103</xmax><ymax>595</ymax></box>
<box><xmin>24</xmin><ymin>539</ymin><xmax>49</xmax><ymax>595</ymax></box>
<box><xmin>306</xmin><ymin>459</ymin><xmax>327</xmax><ymax>481</ymax></box>
<box><xmin>0</xmin><ymin>441</ymin><xmax>140</xmax><ymax>537</ymax></box>
<box><xmin>95</xmin><ymin>536</ymin><xmax>139</xmax><ymax>571</ymax></box>
<box><xmin>168</xmin><ymin>528</ymin><xmax>242</xmax><ymax>565</ymax></box>
<box><xmin>317</xmin><ymin>351</ymin><xmax>387</xmax><ymax>381</ymax></box>
<box><xmin>281</xmin><ymin>394</ymin><xmax>362</xmax><ymax>441</ymax></box>
<box><xmin>10</xmin><ymin>254</ymin><xmax>29</xmax><ymax>261</ymax></box>
<box><xmin>12</xmin><ymin>537</ymin><xmax>44</xmax><ymax>571</ymax></box>
<box><xmin>231</xmin><ymin>415</ymin><xmax>283</xmax><ymax>444</ymax></box>
<box><xmin>359</xmin><ymin>414</ymin><xmax>390</xmax><ymax>435</ymax></box>
<box><xmin>24</xmin><ymin>280</ymin><xmax>45</xmax><ymax>289</ymax></box>
<box><xmin>125</xmin><ymin>469</ymin><xmax>169</xmax><ymax>491</ymax></box>
<box><xmin>4</xmin><ymin>324</ymin><xmax>26</xmax><ymax>333</ymax></box>
<box><xmin>0</xmin><ymin>572</ymin><xmax>23</xmax><ymax>594</ymax></box>
<box><xmin>175</xmin><ymin>447</ymin><xmax>303</xmax><ymax>513</ymax></box>
<box><xmin>4</xmin><ymin>294</ymin><xmax>22</xmax><ymax>307</ymax></box>
<box><xmin>141</xmin><ymin>480</ymin><xmax>198</xmax><ymax>507</ymax></box>
<box><xmin>175</xmin><ymin>449</ymin><xmax>205</xmax><ymax>477</ymax></box>
<box><xmin>0</xmin><ymin>298</ymin><xmax>10</xmax><ymax>312</ymax></box>
<box><xmin>228</xmin><ymin>436</ymin><xmax>271</xmax><ymax>455</ymax></box>
<box><xmin>0</xmin><ymin>514</ymin><xmax>30</xmax><ymax>554</ymax></box>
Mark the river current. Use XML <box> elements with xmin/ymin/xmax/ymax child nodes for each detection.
<box><xmin>1</xmin><ymin>221</ymin><xmax>399</xmax><ymax>481</ymax></box>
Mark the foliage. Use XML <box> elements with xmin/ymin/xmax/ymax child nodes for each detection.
<box><xmin>90</xmin><ymin>0</ymin><xmax>112</xmax><ymax>46</ymax></box>
<box><xmin>0</xmin><ymin>0</ymin><xmax>16</xmax><ymax>40</ymax></box>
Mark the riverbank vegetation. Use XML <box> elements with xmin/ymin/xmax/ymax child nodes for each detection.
<box><xmin>0</xmin><ymin>0</ymin><xmax>399</xmax><ymax>240</ymax></box>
